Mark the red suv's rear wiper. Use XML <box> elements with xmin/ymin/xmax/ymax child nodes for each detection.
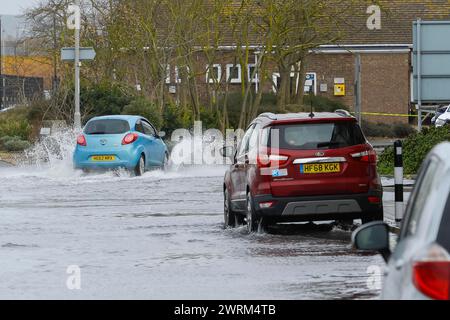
<box><xmin>316</xmin><ymin>141</ymin><xmax>342</xmax><ymax>149</ymax></box>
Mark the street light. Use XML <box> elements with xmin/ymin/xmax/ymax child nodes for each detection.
<box><xmin>67</xmin><ymin>1</ymin><xmax>81</xmax><ymax>129</ymax></box>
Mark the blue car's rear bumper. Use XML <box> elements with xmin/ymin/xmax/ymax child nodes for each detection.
<box><xmin>73</xmin><ymin>145</ymin><xmax>141</xmax><ymax>170</ymax></box>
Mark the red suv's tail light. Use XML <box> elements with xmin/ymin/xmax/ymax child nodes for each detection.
<box><xmin>368</xmin><ymin>196</ymin><xmax>381</xmax><ymax>204</ymax></box>
<box><xmin>257</xmin><ymin>154</ymin><xmax>289</xmax><ymax>168</ymax></box>
<box><xmin>77</xmin><ymin>135</ymin><xmax>87</xmax><ymax>146</ymax></box>
<box><xmin>122</xmin><ymin>133</ymin><xmax>138</xmax><ymax>145</ymax></box>
<box><xmin>351</xmin><ymin>150</ymin><xmax>377</xmax><ymax>163</ymax></box>
<box><xmin>413</xmin><ymin>244</ymin><xmax>450</xmax><ymax>300</ymax></box>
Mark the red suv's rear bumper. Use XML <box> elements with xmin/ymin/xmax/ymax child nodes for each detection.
<box><xmin>253</xmin><ymin>191</ymin><xmax>383</xmax><ymax>222</ymax></box>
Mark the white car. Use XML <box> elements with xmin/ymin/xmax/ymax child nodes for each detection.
<box><xmin>352</xmin><ymin>142</ymin><xmax>450</xmax><ymax>300</ymax></box>
<box><xmin>436</xmin><ymin>106</ymin><xmax>450</xmax><ymax>127</ymax></box>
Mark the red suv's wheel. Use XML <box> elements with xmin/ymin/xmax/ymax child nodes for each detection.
<box><xmin>246</xmin><ymin>193</ymin><xmax>260</xmax><ymax>233</ymax></box>
<box><xmin>224</xmin><ymin>189</ymin><xmax>237</xmax><ymax>228</ymax></box>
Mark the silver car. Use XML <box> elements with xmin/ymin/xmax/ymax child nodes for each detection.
<box><xmin>352</xmin><ymin>142</ymin><xmax>450</xmax><ymax>300</ymax></box>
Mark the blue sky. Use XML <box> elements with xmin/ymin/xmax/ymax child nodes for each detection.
<box><xmin>0</xmin><ymin>0</ymin><xmax>39</xmax><ymax>16</ymax></box>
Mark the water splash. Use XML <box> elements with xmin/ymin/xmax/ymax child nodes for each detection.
<box><xmin>21</xmin><ymin>127</ymin><xmax>80</xmax><ymax>177</ymax></box>
<box><xmin>6</xmin><ymin>127</ymin><xmax>227</xmax><ymax>180</ymax></box>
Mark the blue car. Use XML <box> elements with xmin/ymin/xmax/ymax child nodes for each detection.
<box><xmin>73</xmin><ymin>115</ymin><xmax>169</xmax><ymax>176</ymax></box>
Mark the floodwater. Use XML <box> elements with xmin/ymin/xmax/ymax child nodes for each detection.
<box><xmin>0</xmin><ymin>132</ymin><xmax>384</xmax><ymax>300</ymax></box>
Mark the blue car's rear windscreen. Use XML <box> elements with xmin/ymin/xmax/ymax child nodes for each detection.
<box><xmin>84</xmin><ymin>119</ymin><xmax>130</xmax><ymax>135</ymax></box>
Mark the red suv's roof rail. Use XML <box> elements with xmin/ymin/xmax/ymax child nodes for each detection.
<box><xmin>257</xmin><ymin>112</ymin><xmax>356</xmax><ymax>126</ymax></box>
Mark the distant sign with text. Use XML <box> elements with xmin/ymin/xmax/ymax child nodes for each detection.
<box><xmin>413</xmin><ymin>21</ymin><xmax>450</xmax><ymax>103</ymax></box>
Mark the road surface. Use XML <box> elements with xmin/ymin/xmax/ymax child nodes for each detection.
<box><xmin>0</xmin><ymin>164</ymin><xmax>387</xmax><ymax>299</ymax></box>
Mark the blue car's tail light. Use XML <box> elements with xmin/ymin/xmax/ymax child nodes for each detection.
<box><xmin>77</xmin><ymin>135</ymin><xmax>87</xmax><ymax>147</ymax></box>
<box><xmin>122</xmin><ymin>133</ymin><xmax>138</xmax><ymax>145</ymax></box>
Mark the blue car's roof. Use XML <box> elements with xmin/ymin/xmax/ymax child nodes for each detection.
<box><xmin>86</xmin><ymin>115</ymin><xmax>148</xmax><ymax>128</ymax></box>
<box><xmin>89</xmin><ymin>115</ymin><xmax>142</xmax><ymax>122</ymax></box>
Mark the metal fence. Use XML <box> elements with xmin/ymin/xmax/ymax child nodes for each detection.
<box><xmin>0</xmin><ymin>74</ymin><xmax>44</xmax><ymax>110</ymax></box>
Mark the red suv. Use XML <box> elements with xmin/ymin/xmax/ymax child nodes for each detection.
<box><xmin>223</xmin><ymin>112</ymin><xmax>383</xmax><ymax>233</ymax></box>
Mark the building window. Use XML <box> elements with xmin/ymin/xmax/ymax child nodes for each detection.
<box><xmin>176</xmin><ymin>66</ymin><xmax>191</xmax><ymax>83</ymax></box>
<box><xmin>272</xmin><ymin>72</ymin><xmax>317</xmax><ymax>95</ymax></box>
<box><xmin>248</xmin><ymin>64</ymin><xmax>259</xmax><ymax>83</ymax></box>
<box><xmin>226</xmin><ymin>64</ymin><xmax>242</xmax><ymax>83</ymax></box>
<box><xmin>165</xmin><ymin>65</ymin><xmax>171</xmax><ymax>84</ymax></box>
<box><xmin>206</xmin><ymin>64</ymin><xmax>222</xmax><ymax>83</ymax></box>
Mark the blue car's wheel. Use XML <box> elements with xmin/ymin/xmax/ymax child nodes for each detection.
<box><xmin>162</xmin><ymin>153</ymin><xmax>169</xmax><ymax>171</ymax></box>
<box><xmin>134</xmin><ymin>155</ymin><xmax>145</xmax><ymax>176</ymax></box>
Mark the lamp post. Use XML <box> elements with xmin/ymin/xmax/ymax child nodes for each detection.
<box><xmin>67</xmin><ymin>1</ymin><xmax>81</xmax><ymax>129</ymax></box>
<box><xmin>74</xmin><ymin>0</ymin><xmax>81</xmax><ymax>129</ymax></box>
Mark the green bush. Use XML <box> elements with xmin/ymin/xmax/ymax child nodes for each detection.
<box><xmin>302</xmin><ymin>95</ymin><xmax>349</xmax><ymax>112</ymax></box>
<box><xmin>199</xmin><ymin>107</ymin><xmax>221</xmax><ymax>130</ymax></box>
<box><xmin>361</xmin><ymin>121</ymin><xmax>415</xmax><ymax>138</ymax></box>
<box><xmin>0</xmin><ymin>135</ymin><xmax>31</xmax><ymax>152</ymax></box>
<box><xmin>122</xmin><ymin>97</ymin><xmax>163</xmax><ymax>130</ymax></box>
<box><xmin>393</xmin><ymin>122</ymin><xmax>416</xmax><ymax>138</ymax></box>
<box><xmin>0</xmin><ymin>135</ymin><xmax>20</xmax><ymax>146</ymax></box>
<box><xmin>82</xmin><ymin>82</ymin><xmax>134</xmax><ymax>121</ymax></box>
<box><xmin>378</xmin><ymin>126</ymin><xmax>450</xmax><ymax>175</ymax></box>
<box><xmin>0</xmin><ymin>119</ymin><xmax>32</xmax><ymax>141</ymax></box>
<box><xmin>220</xmin><ymin>92</ymin><xmax>349</xmax><ymax>129</ymax></box>
<box><xmin>3</xmin><ymin>139</ymin><xmax>31</xmax><ymax>152</ymax></box>
<box><xmin>162</xmin><ymin>103</ymin><xmax>193</xmax><ymax>136</ymax></box>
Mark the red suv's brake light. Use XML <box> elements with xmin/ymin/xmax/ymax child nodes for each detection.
<box><xmin>257</xmin><ymin>154</ymin><xmax>289</xmax><ymax>168</ymax></box>
<box><xmin>413</xmin><ymin>244</ymin><xmax>450</xmax><ymax>300</ymax></box>
<box><xmin>77</xmin><ymin>135</ymin><xmax>87</xmax><ymax>146</ymax></box>
<box><xmin>351</xmin><ymin>150</ymin><xmax>377</xmax><ymax>163</ymax></box>
<box><xmin>122</xmin><ymin>133</ymin><xmax>138</xmax><ymax>145</ymax></box>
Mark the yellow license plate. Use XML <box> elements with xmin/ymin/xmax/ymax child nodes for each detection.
<box><xmin>301</xmin><ymin>163</ymin><xmax>341</xmax><ymax>174</ymax></box>
<box><xmin>92</xmin><ymin>155</ymin><xmax>116</xmax><ymax>162</ymax></box>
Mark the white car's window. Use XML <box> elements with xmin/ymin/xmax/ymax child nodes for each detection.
<box><xmin>402</xmin><ymin>157</ymin><xmax>441</xmax><ymax>238</ymax></box>
<box><xmin>437</xmin><ymin>196</ymin><xmax>450</xmax><ymax>252</ymax></box>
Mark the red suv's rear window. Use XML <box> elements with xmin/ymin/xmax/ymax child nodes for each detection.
<box><xmin>267</xmin><ymin>122</ymin><xmax>366</xmax><ymax>150</ymax></box>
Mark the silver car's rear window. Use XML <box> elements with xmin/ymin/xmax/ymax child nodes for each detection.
<box><xmin>84</xmin><ymin>119</ymin><xmax>130</xmax><ymax>135</ymax></box>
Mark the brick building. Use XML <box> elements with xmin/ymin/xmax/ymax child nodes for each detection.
<box><xmin>162</xmin><ymin>1</ymin><xmax>450</xmax><ymax>124</ymax></box>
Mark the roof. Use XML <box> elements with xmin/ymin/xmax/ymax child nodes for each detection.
<box><xmin>255</xmin><ymin>112</ymin><xmax>355</xmax><ymax>126</ymax></box>
<box><xmin>337</xmin><ymin>0</ymin><xmax>450</xmax><ymax>45</ymax></box>
<box><xmin>207</xmin><ymin>0</ymin><xmax>450</xmax><ymax>47</ymax></box>
<box><xmin>89</xmin><ymin>115</ymin><xmax>142</xmax><ymax>122</ymax></box>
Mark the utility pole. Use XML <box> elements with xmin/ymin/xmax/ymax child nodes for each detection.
<box><xmin>74</xmin><ymin>0</ymin><xmax>81</xmax><ymax>129</ymax></box>
<box><xmin>67</xmin><ymin>2</ymin><xmax>82</xmax><ymax>129</ymax></box>
<box><xmin>354</xmin><ymin>53</ymin><xmax>362</xmax><ymax>124</ymax></box>
<box><xmin>417</xmin><ymin>19</ymin><xmax>423</xmax><ymax>132</ymax></box>
<box><xmin>52</xmin><ymin>13</ymin><xmax>58</xmax><ymax>92</ymax></box>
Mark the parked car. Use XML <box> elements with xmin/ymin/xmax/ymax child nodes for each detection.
<box><xmin>73</xmin><ymin>115</ymin><xmax>169</xmax><ymax>176</ymax></box>
<box><xmin>431</xmin><ymin>105</ymin><xmax>449</xmax><ymax>126</ymax></box>
<box><xmin>352</xmin><ymin>142</ymin><xmax>450</xmax><ymax>300</ymax></box>
<box><xmin>435</xmin><ymin>105</ymin><xmax>450</xmax><ymax>127</ymax></box>
<box><xmin>222</xmin><ymin>112</ymin><xmax>383</xmax><ymax>233</ymax></box>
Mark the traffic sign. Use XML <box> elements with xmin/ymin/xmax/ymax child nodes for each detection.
<box><xmin>61</xmin><ymin>47</ymin><xmax>96</xmax><ymax>61</ymax></box>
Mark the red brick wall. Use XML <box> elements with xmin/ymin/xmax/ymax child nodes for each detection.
<box><xmin>166</xmin><ymin>50</ymin><xmax>411</xmax><ymax>124</ymax></box>
<box><xmin>360</xmin><ymin>53</ymin><xmax>410</xmax><ymax>124</ymax></box>
<box><xmin>305</xmin><ymin>52</ymin><xmax>411</xmax><ymax>124</ymax></box>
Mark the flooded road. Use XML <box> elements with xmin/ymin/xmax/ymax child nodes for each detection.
<box><xmin>0</xmin><ymin>164</ymin><xmax>383</xmax><ymax>299</ymax></box>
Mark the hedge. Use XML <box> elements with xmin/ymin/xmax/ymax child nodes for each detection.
<box><xmin>378</xmin><ymin>126</ymin><xmax>450</xmax><ymax>175</ymax></box>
